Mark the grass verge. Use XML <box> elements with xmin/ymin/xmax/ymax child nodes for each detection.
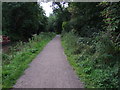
<box><xmin>61</xmin><ymin>32</ymin><xmax>119</xmax><ymax>88</ymax></box>
<box><xmin>62</xmin><ymin>40</ymin><xmax>87</xmax><ymax>88</ymax></box>
<box><xmin>2</xmin><ymin>32</ymin><xmax>55</xmax><ymax>88</ymax></box>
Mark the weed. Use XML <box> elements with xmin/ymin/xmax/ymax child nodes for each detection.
<box><xmin>62</xmin><ymin>31</ymin><xmax>119</xmax><ymax>88</ymax></box>
<box><xmin>2</xmin><ymin>32</ymin><xmax>55</xmax><ymax>88</ymax></box>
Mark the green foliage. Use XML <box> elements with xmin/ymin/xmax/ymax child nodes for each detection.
<box><xmin>2</xmin><ymin>1</ymin><xmax>120</xmax><ymax>89</ymax></box>
<box><xmin>61</xmin><ymin>2</ymin><xmax>120</xmax><ymax>88</ymax></box>
<box><xmin>62</xmin><ymin>31</ymin><xmax>119</xmax><ymax>88</ymax></box>
<box><xmin>46</xmin><ymin>14</ymin><xmax>56</xmax><ymax>32</ymax></box>
<box><xmin>99</xmin><ymin>2</ymin><xmax>120</xmax><ymax>45</ymax></box>
<box><xmin>48</xmin><ymin>2</ymin><xmax>71</xmax><ymax>34</ymax></box>
<box><xmin>65</xmin><ymin>2</ymin><xmax>104</xmax><ymax>37</ymax></box>
<box><xmin>100</xmin><ymin>2</ymin><xmax>120</xmax><ymax>32</ymax></box>
<box><xmin>62</xmin><ymin>21</ymin><xmax>71</xmax><ymax>32</ymax></box>
<box><xmin>2</xmin><ymin>32</ymin><xmax>55</xmax><ymax>88</ymax></box>
<box><xmin>2</xmin><ymin>2</ymin><xmax>47</xmax><ymax>41</ymax></box>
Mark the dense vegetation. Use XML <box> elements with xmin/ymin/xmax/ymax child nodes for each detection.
<box><xmin>46</xmin><ymin>1</ymin><xmax>120</xmax><ymax>88</ymax></box>
<box><xmin>2</xmin><ymin>1</ymin><xmax>120</xmax><ymax>88</ymax></box>
<box><xmin>2</xmin><ymin>32</ymin><xmax>55</xmax><ymax>88</ymax></box>
<box><xmin>2</xmin><ymin>2</ymin><xmax>47</xmax><ymax>41</ymax></box>
<box><xmin>57</xmin><ymin>2</ymin><xmax>119</xmax><ymax>88</ymax></box>
<box><xmin>2</xmin><ymin>2</ymin><xmax>55</xmax><ymax>88</ymax></box>
<box><xmin>62</xmin><ymin>31</ymin><xmax>119</xmax><ymax>88</ymax></box>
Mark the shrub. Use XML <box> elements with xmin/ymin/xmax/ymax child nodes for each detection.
<box><xmin>62</xmin><ymin>21</ymin><xmax>71</xmax><ymax>32</ymax></box>
<box><xmin>62</xmin><ymin>31</ymin><xmax>119</xmax><ymax>88</ymax></box>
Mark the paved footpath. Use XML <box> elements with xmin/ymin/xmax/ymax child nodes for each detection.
<box><xmin>14</xmin><ymin>35</ymin><xmax>84</xmax><ymax>88</ymax></box>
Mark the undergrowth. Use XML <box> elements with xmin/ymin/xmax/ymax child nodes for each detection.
<box><xmin>62</xmin><ymin>31</ymin><xmax>119</xmax><ymax>88</ymax></box>
<box><xmin>2</xmin><ymin>32</ymin><xmax>55</xmax><ymax>88</ymax></box>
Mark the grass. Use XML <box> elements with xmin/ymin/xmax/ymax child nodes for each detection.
<box><xmin>62</xmin><ymin>41</ymin><xmax>90</xmax><ymax>88</ymax></box>
<box><xmin>2</xmin><ymin>32</ymin><xmax>55</xmax><ymax>88</ymax></box>
<box><xmin>61</xmin><ymin>32</ymin><xmax>119</xmax><ymax>88</ymax></box>
<box><xmin>62</xmin><ymin>47</ymin><xmax>95</xmax><ymax>88</ymax></box>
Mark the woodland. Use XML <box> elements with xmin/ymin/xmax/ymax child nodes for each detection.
<box><xmin>2</xmin><ymin>2</ymin><xmax>120</xmax><ymax>88</ymax></box>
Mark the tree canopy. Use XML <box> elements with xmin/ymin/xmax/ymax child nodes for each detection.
<box><xmin>2</xmin><ymin>2</ymin><xmax>47</xmax><ymax>41</ymax></box>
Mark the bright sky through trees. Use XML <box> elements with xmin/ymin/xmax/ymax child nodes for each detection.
<box><xmin>37</xmin><ymin>1</ymin><xmax>68</xmax><ymax>17</ymax></box>
<box><xmin>37</xmin><ymin>1</ymin><xmax>53</xmax><ymax>17</ymax></box>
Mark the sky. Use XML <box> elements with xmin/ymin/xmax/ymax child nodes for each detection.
<box><xmin>37</xmin><ymin>1</ymin><xmax>53</xmax><ymax>17</ymax></box>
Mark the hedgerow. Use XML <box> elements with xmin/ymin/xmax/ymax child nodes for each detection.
<box><xmin>62</xmin><ymin>31</ymin><xmax>119</xmax><ymax>88</ymax></box>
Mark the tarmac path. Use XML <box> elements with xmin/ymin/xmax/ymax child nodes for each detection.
<box><xmin>14</xmin><ymin>35</ymin><xmax>84</xmax><ymax>88</ymax></box>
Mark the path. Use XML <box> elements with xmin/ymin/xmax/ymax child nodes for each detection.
<box><xmin>14</xmin><ymin>35</ymin><xmax>84</xmax><ymax>88</ymax></box>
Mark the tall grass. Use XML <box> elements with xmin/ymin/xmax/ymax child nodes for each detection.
<box><xmin>2</xmin><ymin>32</ymin><xmax>55</xmax><ymax>88</ymax></box>
<box><xmin>62</xmin><ymin>31</ymin><xmax>119</xmax><ymax>88</ymax></box>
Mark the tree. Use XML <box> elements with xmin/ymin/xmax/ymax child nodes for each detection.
<box><xmin>2</xmin><ymin>2</ymin><xmax>47</xmax><ymax>41</ymax></box>
<box><xmin>50</xmin><ymin>2</ymin><xmax>70</xmax><ymax>34</ymax></box>
<box><xmin>67</xmin><ymin>2</ymin><xmax>104</xmax><ymax>37</ymax></box>
<box><xmin>46</xmin><ymin>14</ymin><xmax>56</xmax><ymax>32</ymax></box>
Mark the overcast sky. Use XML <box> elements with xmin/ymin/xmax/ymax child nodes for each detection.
<box><xmin>37</xmin><ymin>1</ymin><xmax>53</xmax><ymax>17</ymax></box>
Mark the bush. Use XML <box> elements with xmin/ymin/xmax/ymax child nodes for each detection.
<box><xmin>62</xmin><ymin>31</ymin><xmax>119</xmax><ymax>88</ymax></box>
<box><xmin>62</xmin><ymin>21</ymin><xmax>71</xmax><ymax>32</ymax></box>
